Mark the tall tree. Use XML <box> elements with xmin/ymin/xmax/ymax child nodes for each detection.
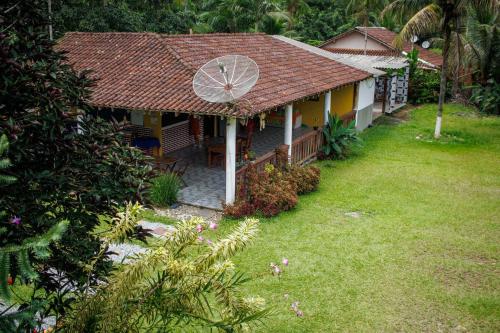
<box><xmin>0</xmin><ymin>0</ymin><xmax>152</xmax><ymax>328</ymax></box>
<box><xmin>383</xmin><ymin>0</ymin><xmax>496</xmax><ymax>139</ymax></box>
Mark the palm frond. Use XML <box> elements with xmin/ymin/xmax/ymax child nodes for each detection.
<box><xmin>395</xmin><ymin>3</ymin><xmax>441</xmax><ymax>48</ymax></box>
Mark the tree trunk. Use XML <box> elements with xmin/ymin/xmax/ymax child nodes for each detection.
<box><xmin>451</xmin><ymin>16</ymin><xmax>462</xmax><ymax>99</ymax></box>
<box><xmin>435</xmin><ymin>14</ymin><xmax>452</xmax><ymax>139</ymax></box>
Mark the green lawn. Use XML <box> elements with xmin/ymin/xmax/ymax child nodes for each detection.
<box><xmin>215</xmin><ymin>104</ymin><xmax>500</xmax><ymax>332</ymax></box>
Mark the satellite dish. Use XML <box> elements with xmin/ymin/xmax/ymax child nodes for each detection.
<box><xmin>410</xmin><ymin>35</ymin><xmax>419</xmax><ymax>43</ymax></box>
<box><xmin>421</xmin><ymin>40</ymin><xmax>431</xmax><ymax>49</ymax></box>
<box><xmin>193</xmin><ymin>55</ymin><xmax>259</xmax><ymax>104</ymax></box>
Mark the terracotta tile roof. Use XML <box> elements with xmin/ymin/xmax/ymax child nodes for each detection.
<box><xmin>356</xmin><ymin>27</ymin><xmax>443</xmax><ymax>68</ymax></box>
<box><xmin>320</xmin><ymin>27</ymin><xmax>443</xmax><ymax>68</ymax></box>
<box><xmin>56</xmin><ymin>32</ymin><xmax>371</xmax><ymax>117</ymax></box>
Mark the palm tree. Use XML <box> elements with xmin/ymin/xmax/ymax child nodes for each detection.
<box><xmin>463</xmin><ymin>4</ymin><xmax>500</xmax><ymax>85</ymax></box>
<box><xmin>382</xmin><ymin>0</ymin><xmax>496</xmax><ymax>139</ymax></box>
<box><xmin>346</xmin><ymin>0</ymin><xmax>388</xmax><ymax>26</ymax></box>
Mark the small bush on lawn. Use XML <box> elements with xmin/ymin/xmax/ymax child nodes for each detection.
<box><xmin>149</xmin><ymin>173</ymin><xmax>181</xmax><ymax>206</ymax></box>
<box><xmin>224</xmin><ymin>163</ymin><xmax>321</xmax><ymax>218</ymax></box>
<box><xmin>286</xmin><ymin>165</ymin><xmax>321</xmax><ymax>194</ymax></box>
<box><xmin>322</xmin><ymin>114</ymin><xmax>362</xmax><ymax>159</ymax></box>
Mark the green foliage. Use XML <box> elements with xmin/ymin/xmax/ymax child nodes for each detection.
<box><xmin>0</xmin><ymin>135</ymin><xmax>15</xmax><ymax>186</ymax></box>
<box><xmin>286</xmin><ymin>165</ymin><xmax>321</xmax><ymax>195</ymax></box>
<box><xmin>470</xmin><ymin>80</ymin><xmax>500</xmax><ymax>115</ymax></box>
<box><xmin>149</xmin><ymin>173</ymin><xmax>181</xmax><ymax>207</ymax></box>
<box><xmin>408</xmin><ymin>68</ymin><xmax>442</xmax><ymax>104</ymax></box>
<box><xmin>225</xmin><ymin>163</ymin><xmax>321</xmax><ymax>218</ymax></box>
<box><xmin>0</xmin><ymin>0</ymin><xmax>152</xmax><ymax>328</ymax></box>
<box><xmin>321</xmin><ymin>114</ymin><xmax>361</xmax><ymax>159</ymax></box>
<box><xmin>62</xmin><ymin>209</ymin><xmax>267</xmax><ymax>332</ymax></box>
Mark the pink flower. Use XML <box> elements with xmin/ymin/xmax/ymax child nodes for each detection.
<box><xmin>197</xmin><ymin>236</ymin><xmax>204</xmax><ymax>242</ymax></box>
<box><xmin>209</xmin><ymin>222</ymin><xmax>218</xmax><ymax>230</ymax></box>
<box><xmin>10</xmin><ymin>216</ymin><xmax>21</xmax><ymax>225</ymax></box>
<box><xmin>206</xmin><ymin>239</ymin><xmax>212</xmax><ymax>245</ymax></box>
<box><xmin>282</xmin><ymin>258</ymin><xmax>289</xmax><ymax>266</ymax></box>
<box><xmin>196</xmin><ymin>224</ymin><xmax>203</xmax><ymax>233</ymax></box>
<box><xmin>270</xmin><ymin>263</ymin><xmax>281</xmax><ymax>276</ymax></box>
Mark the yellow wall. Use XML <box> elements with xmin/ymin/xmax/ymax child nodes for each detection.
<box><xmin>295</xmin><ymin>95</ymin><xmax>324</xmax><ymax>127</ymax></box>
<box><xmin>143</xmin><ymin>112</ymin><xmax>163</xmax><ymax>156</ymax></box>
<box><xmin>331</xmin><ymin>84</ymin><xmax>354</xmax><ymax>117</ymax></box>
<box><xmin>294</xmin><ymin>84</ymin><xmax>355</xmax><ymax>127</ymax></box>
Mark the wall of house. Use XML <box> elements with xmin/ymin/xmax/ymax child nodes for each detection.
<box><xmin>356</xmin><ymin>78</ymin><xmax>376</xmax><ymax>110</ymax></box>
<box><xmin>293</xmin><ymin>84</ymin><xmax>356</xmax><ymax>126</ymax></box>
<box><xmin>331</xmin><ymin>84</ymin><xmax>355</xmax><ymax>118</ymax></box>
<box><xmin>295</xmin><ymin>95</ymin><xmax>325</xmax><ymax>127</ymax></box>
<box><xmin>323</xmin><ymin>32</ymin><xmax>390</xmax><ymax>51</ymax></box>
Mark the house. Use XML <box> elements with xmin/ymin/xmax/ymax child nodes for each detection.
<box><xmin>57</xmin><ymin>32</ymin><xmax>372</xmax><ymax>209</ymax></box>
<box><xmin>317</xmin><ymin>28</ymin><xmax>418</xmax><ymax>115</ymax></box>
<box><xmin>319</xmin><ymin>26</ymin><xmax>443</xmax><ymax>69</ymax></box>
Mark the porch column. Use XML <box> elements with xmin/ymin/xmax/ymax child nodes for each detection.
<box><xmin>284</xmin><ymin>103</ymin><xmax>293</xmax><ymax>161</ymax></box>
<box><xmin>323</xmin><ymin>90</ymin><xmax>331</xmax><ymax>125</ymax></box>
<box><xmin>225</xmin><ymin>117</ymin><xmax>237</xmax><ymax>204</ymax></box>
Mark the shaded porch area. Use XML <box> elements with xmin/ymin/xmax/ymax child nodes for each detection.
<box><xmin>170</xmin><ymin>126</ymin><xmax>314</xmax><ymax>210</ymax></box>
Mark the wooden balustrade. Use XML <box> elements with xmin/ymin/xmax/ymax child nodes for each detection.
<box><xmin>291</xmin><ymin>128</ymin><xmax>323</xmax><ymax>165</ymax></box>
<box><xmin>235</xmin><ymin>128</ymin><xmax>323</xmax><ymax>195</ymax></box>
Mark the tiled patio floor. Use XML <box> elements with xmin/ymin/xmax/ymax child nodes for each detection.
<box><xmin>170</xmin><ymin>126</ymin><xmax>313</xmax><ymax>210</ymax></box>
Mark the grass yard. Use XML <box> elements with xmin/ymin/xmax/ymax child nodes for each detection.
<box><xmin>213</xmin><ymin>104</ymin><xmax>500</xmax><ymax>332</ymax></box>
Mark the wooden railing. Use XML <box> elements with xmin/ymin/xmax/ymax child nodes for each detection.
<box><xmin>291</xmin><ymin>128</ymin><xmax>323</xmax><ymax>165</ymax></box>
<box><xmin>235</xmin><ymin>128</ymin><xmax>324</xmax><ymax>193</ymax></box>
<box><xmin>236</xmin><ymin>150</ymin><xmax>279</xmax><ymax>191</ymax></box>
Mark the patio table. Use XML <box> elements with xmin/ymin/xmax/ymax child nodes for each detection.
<box><xmin>207</xmin><ymin>144</ymin><xmax>225</xmax><ymax>168</ymax></box>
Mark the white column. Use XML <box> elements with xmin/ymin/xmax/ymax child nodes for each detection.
<box><xmin>323</xmin><ymin>90</ymin><xmax>331</xmax><ymax>125</ymax></box>
<box><xmin>284</xmin><ymin>103</ymin><xmax>293</xmax><ymax>161</ymax></box>
<box><xmin>225</xmin><ymin>118</ymin><xmax>237</xmax><ymax>204</ymax></box>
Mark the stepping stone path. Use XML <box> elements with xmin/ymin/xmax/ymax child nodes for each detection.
<box><xmin>109</xmin><ymin>204</ymin><xmax>222</xmax><ymax>262</ymax></box>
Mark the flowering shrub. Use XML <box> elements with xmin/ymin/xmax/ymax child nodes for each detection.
<box><xmin>224</xmin><ymin>163</ymin><xmax>320</xmax><ymax>218</ymax></box>
<box><xmin>285</xmin><ymin>165</ymin><xmax>321</xmax><ymax>194</ymax></box>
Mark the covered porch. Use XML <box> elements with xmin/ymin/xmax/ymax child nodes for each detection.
<box><xmin>169</xmin><ymin>126</ymin><xmax>315</xmax><ymax>210</ymax></box>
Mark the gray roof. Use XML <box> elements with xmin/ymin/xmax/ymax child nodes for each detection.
<box><xmin>273</xmin><ymin>35</ymin><xmax>408</xmax><ymax>76</ymax></box>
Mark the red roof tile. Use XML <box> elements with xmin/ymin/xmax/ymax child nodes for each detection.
<box><xmin>56</xmin><ymin>32</ymin><xmax>370</xmax><ymax>117</ymax></box>
<box><xmin>357</xmin><ymin>27</ymin><xmax>443</xmax><ymax>68</ymax></box>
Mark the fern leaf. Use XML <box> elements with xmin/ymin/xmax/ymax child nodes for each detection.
<box><xmin>17</xmin><ymin>249</ymin><xmax>38</xmax><ymax>280</ymax></box>
<box><xmin>0</xmin><ymin>253</ymin><xmax>11</xmax><ymax>300</ymax></box>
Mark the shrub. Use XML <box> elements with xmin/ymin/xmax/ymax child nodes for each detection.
<box><xmin>470</xmin><ymin>80</ymin><xmax>500</xmax><ymax>115</ymax></box>
<box><xmin>224</xmin><ymin>164</ymin><xmax>299</xmax><ymax>218</ymax></box>
<box><xmin>286</xmin><ymin>165</ymin><xmax>321</xmax><ymax>194</ymax></box>
<box><xmin>149</xmin><ymin>173</ymin><xmax>181</xmax><ymax>206</ymax></box>
<box><xmin>322</xmin><ymin>114</ymin><xmax>361</xmax><ymax>159</ymax></box>
<box><xmin>0</xmin><ymin>1</ymin><xmax>152</xmax><ymax>329</ymax></box>
<box><xmin>408</xmin><ymin>68</ymin><xmax>441</xmax><ymax>104</ymax></box>
<box><xmin>224</xmin><ymin>163</ymin><xmax>320</xmax><ymax>218</ymax></box>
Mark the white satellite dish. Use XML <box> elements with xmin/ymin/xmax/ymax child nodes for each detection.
<box><xmin>421</xmin><ymin>40</ymin><xmax>431</xmax><ymax>49</ymax></box>
<box><xmin>410</xmin><ymin>35</ymin><xmax>419</xmax><ymax>43</ymax></box>
<box><xmin>193</xmin><ymin>55</ymin><xmax>259</xmax><ymax>104</ymax></box>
